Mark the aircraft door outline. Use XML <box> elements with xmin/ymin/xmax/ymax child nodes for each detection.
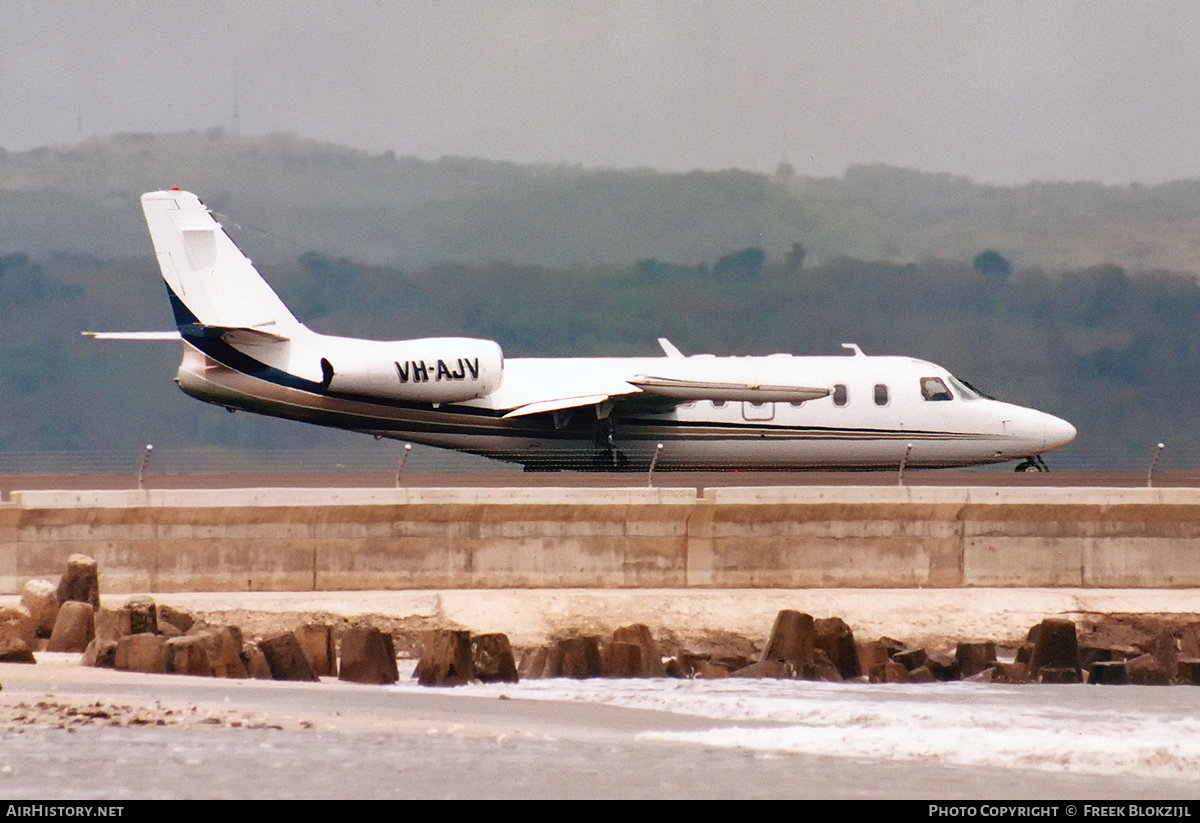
<box><xmin>742</xmin><ymin>400</ymin><xmax>775</xmax><ymax>421</ymax></box>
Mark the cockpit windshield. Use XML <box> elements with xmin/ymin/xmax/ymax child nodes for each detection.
<box><xmin>921</xmin><ymin>374</ymin><xmax>984</xmax><ymax>402</ymax></box>
<box><xmin>920</xmin><ymin>377</ymin><xmax>953</xmax><ymax>401</ymax></box>
<box><xmin>946</xmin><ymin>375</ymin><xmax>982</xmax><ymax>401</ymax></box>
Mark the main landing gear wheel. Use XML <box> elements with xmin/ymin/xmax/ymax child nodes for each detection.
<box><xmin>589</xmin><ymin>448</ymin><xmax>630</xmax><ymax>472</ymax></box>
<box><xmin>590</xmin><ymin>415</ymin><xmax>630</xmax><ymax>471</ymax></box>
<box><xmin>1014</xmin><ymin>456</ymin><xmax>1050</xmax><ymax>473</ymax></box>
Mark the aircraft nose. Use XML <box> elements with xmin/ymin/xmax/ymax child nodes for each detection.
<box><xmin>1042</xmin><ymin>414</ymin><xmax>1076</xmax><ymax>451</ymax></box>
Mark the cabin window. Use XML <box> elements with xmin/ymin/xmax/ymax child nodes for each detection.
<box><xmin>832</xmin><ymin>384</ymin><xmax>848</xmax><ymax>407</ymax></box>
<box><xmin>921</xmin><ymin>377</ymin><xmax>953</xmax><ymax>401</ymax></box>
<box><xmin>789</xmin><ymin>400</ymin><xmax>805</xmax><ymax>408</ymax></box>
<box><xmin>874</xmin><ymin>384</ymin><xmax>889</xmax><ymax>406</ymax></box>
<box><xmin>712</xmin><ymin>399</ymin><xmax>727</xmax><ymax>408</ymax></box>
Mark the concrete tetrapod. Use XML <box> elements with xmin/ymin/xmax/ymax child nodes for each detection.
<box><xmin>339</xmin><ymin>627</ymin><xmax>399</xmax><ymax>685</ymax></box>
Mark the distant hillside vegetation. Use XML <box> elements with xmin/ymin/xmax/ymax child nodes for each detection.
<box><xmin>2</xmin><ymin>130</ymin><xmax>1200</xmax><ymax>274</ymax></box>
<box><xmin>4</xmin><ymin>247</ymin><xmax>1200</xmax><ymax>472</ymax></box>
<box><xmin>4</xmin><ymin>131</ymin><xmax>1200</xmax><ymax>472</ymax></box>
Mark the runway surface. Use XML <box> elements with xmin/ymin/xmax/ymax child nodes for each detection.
<box><xmin>4</xmin><ymin>470</ymin><xmax>1200</xmax><ymax>495</ymax></box>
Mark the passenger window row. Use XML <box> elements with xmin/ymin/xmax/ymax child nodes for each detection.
<box><xmin>703</xmin><ymin>377</ymin><xmax>956</xmax><ymax>409</ymax></box>
<box><xmin>828</xmin><ymin>377</ymin><xmax>957</xmax><ymax>408</ymax></box>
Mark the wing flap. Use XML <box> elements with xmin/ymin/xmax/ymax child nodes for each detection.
<box><xmin>502</xmin><ymin>393</ymin><xmax>632</xmax><ymax>418</ymax></box>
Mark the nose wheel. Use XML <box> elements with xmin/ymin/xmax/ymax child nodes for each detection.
<box><xmin>1014</xmin><ymin>455</ymin><xmax>1050</xmax><ymax>472</ymax></box>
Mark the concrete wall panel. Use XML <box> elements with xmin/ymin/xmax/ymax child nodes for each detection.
<box><xmin>1083</xmin><ymin>538</ymin><xmax>1200</xmax><ymax>588</ymax></box>
<box><xmin>5</xmin><ymin>486</ymin><xmax>1200</xmax><ymax>592</ymax></box>
<box><xmin>962</xmin><ymin>537</ymin><xmax>1085</xmax><ymax>587</ymax></box>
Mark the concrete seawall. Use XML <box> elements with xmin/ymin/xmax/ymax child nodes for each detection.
<box><xmin>3</xmin><ymin>486</ymin><xmax>1200</xmax><ymax>593</ymax></box>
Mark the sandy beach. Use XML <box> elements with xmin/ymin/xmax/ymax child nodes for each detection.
<box><xmin>2</xmin><ymin>647</ymin><xmax>1199</xmax><ymax>799</ymax></box>
<box><xmin>2</xmin><ymin>588</ymin><xmax>1199</xmax><ymax>798</ymax></box>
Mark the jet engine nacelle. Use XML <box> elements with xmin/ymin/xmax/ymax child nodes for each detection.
<box><xmin>323</xmin><ymin>338</ymin><xmax>503</xmax><ymax>404</ymax></box>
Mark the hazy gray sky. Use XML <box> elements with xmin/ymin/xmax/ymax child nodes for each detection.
<box><xmin>3</xmin><ymin>1</ymin><xmax>1198</xmax><ymax>185</ymax></box>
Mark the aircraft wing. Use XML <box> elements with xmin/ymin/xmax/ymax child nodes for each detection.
<box><xmin>635</xmin><ymin>341</ymin><xmax>830</xmax><ymax>402</ymax></box>
<box><xmin>628</xmin><ymin>375</ymin><xmax>828</xmax><ymax>403</ymax></box>
<box><xmin>496</xmin><ymin>348</ymin><xmax>830</xmax><ymax>418</ymax></box>
<box><xmin>500</xmin><ymin>374</ymin><xmax>828</xmax><ymax>419</ymax></box>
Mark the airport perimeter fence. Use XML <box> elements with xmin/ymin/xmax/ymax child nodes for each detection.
<box><xmin>1</xmin><ymin>439</ymin><xmax>1198</xmax><ymax>478</ymax></box>
<box><xmin>0</xmin><ymin>445</ymin><xmax>503</xmax><ymax>477</ymax></box>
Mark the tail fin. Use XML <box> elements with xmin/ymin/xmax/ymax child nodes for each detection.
<box><xmin>141</xmin><ymin>190</ymin><xmax>300</xmax><ymax>337</ymax></box>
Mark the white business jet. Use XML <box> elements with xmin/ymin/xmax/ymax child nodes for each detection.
<box><xmin>91</xmin><ymin>189</ymin><xmax>1075</xmax><ymax>472</ymax></box>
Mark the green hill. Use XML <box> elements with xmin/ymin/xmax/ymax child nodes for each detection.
<box><xmin>4</xmin><ymin>131</ymin><xmax>1200</xmax><ymax>472</ymax></box>
<box><xmin>3</xmin><ymin>247</ymin><xmax>1199</xmax><ymax>472</ymax></box>
<box><xmin>4</xmin><ymin>131</ymin><xmax>1200</xmax><ymax>274</ymax></box>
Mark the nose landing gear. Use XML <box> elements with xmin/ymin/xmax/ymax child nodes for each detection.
<box><xmin>1014</xmin><ymin>455</ymin><xmax>1050</xmax><ymax>472</ymax></box>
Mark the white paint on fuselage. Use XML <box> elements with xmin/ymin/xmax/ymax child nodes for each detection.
<box><xmin>144</xmin><ymin>189</ymin><xmax>1076</xmax><ymax>472</ymax></box>
<box><xmin>463</xmin><ymin>354</ymin><xmax>1070</xmax><ymax>469</ymax></box>
<box><xmin>178</xmin><ymin>332</ymin><xmax>1075</xmax><ymax>470</ymax></box>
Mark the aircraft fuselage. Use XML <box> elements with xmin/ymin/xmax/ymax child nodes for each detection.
<box><xmin>175</xmin><ymin>337</ymin><xmax>1074</xmax><ymax>471</ymax></box>
<box><xmin>121</xmin><ymin>188</ymin><xmax>1075</xmax><ymax>472</ymax></box>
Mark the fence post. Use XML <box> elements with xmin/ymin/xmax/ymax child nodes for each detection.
<box><xmin>395</xmin><ymin>443</ymin><xmax>412</xmax><ymax>488</ymax></box>
<box><xmin>648</xmin><ymin>443</ymin><xmax>664</xmax><ymax>488</ymax></box>
<box><xmin>898</xmin><ymin>442</ymin><xmax>913</xmax><ymax>487</ymax></box>
<box><xmin>1147</xmin><ymin>442</ymin><xmax>1165</xmax><ymax>488</ymax></box>
<box><xmin>137</xmin><ymin>444</ymin><xmax>154</xmax><ymax>490</ymax></box>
